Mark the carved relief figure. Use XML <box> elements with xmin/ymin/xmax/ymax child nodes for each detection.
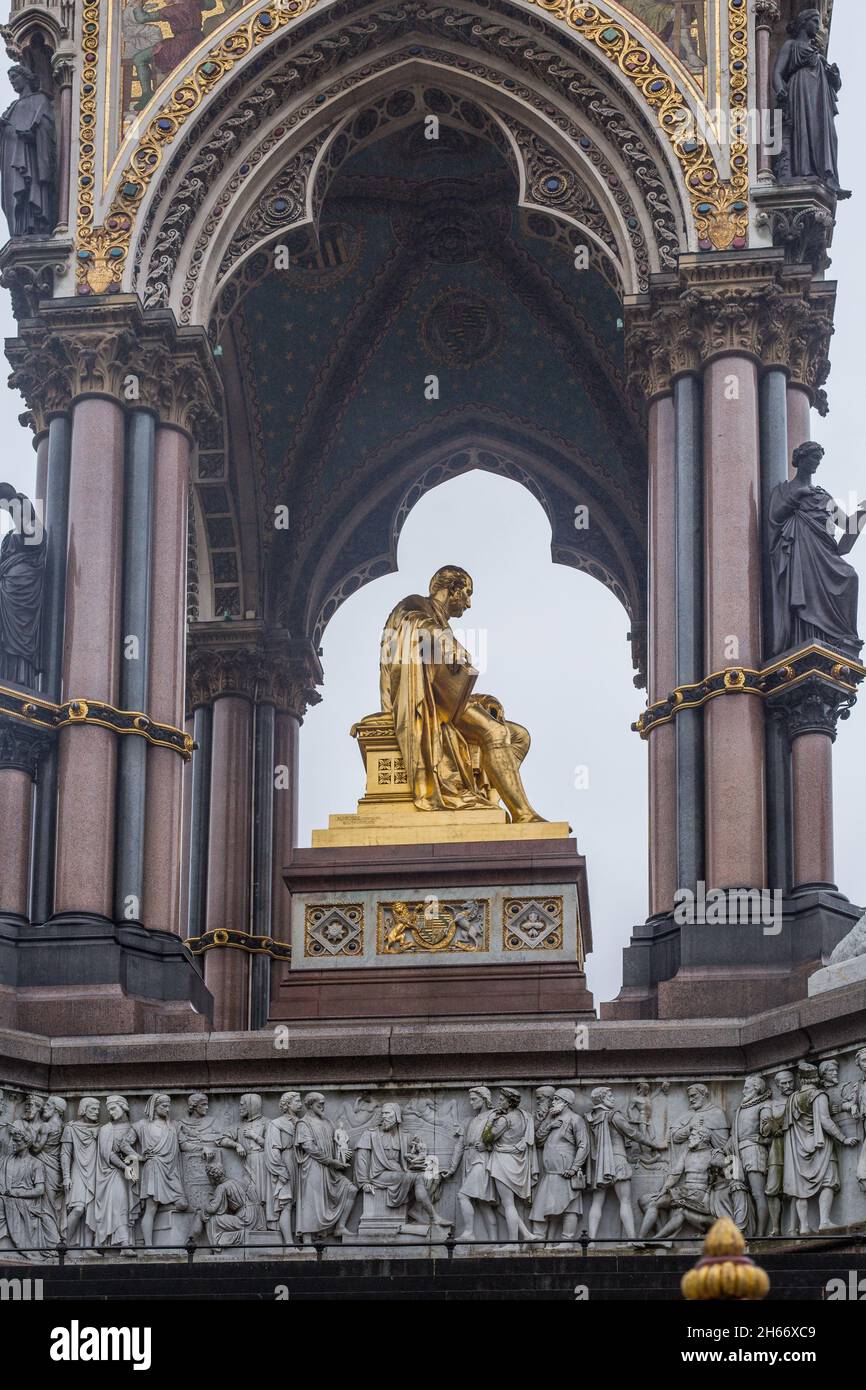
<box><xmin>529</xmin><ymin>1088</ymin><xmax>589</xmax><ymax>1242</ymax></box>
<box><xmin>265</xmin><ymin>1091</ymin><xmax>303</xmax><ymax>1246</ymax></box>
<box><xmin>294</xmin><ymin>1092</ymin><xmax>356</xmax><ymax>1240</ymax></box>
<box><xmin>768</xmin><ymin>443</ymin><xmax>863</xmax><ymax>658</ymax></box>
<box><xmin>762</xmin><ymin>1069</ymin><xmax>795</xmax><ymax>1236</ymax></box>
<box><xmin>587</xmin><ymin>1086</ymin><xmax>664</xmax><ymax>1241</ymax></box>
<box><xmin>61</xmin><ymin>1096</ymin><xmax>100</xmax><ymax>1247</ymax></box>
<box><xmin>0</xmin><ymin>66</ymin><xmax>55</xmax><ymax>237</ymax></box>
<box><xmin>444</xmin><ymin>1085</ymin><xmax>498</xmax><ymax>1242</ymax></box>
<box><xmin>0</xmin><ymin>485</ymin><xmax>46</xmax><ymax>686</ymax></box>
<box><xmin>730</xmin><ymin>1074</ymin><xmax>772</xmax><ymax>1238</ymax></box>
<box><xmin>780</xmin><ymin>1062</ymin><xmax>857</xmax><ymax>1233</ymax></box>
<box><xmin>670</xmin><ymin>1084</ymin><xmax>730</xmax><ymax>1152</ymax></box>
<box><xmin>482</xmin><ymin>1087</ymin><xmax>537</xmax><ymax>1242</ymax></box>
<box><xmin>638</xmin><ymin>1130</ymin><xmax>729</xmax><ymax>1240</ymax></box>
<box><xmin>94</xmin><ymin>1096</ymin><xmax>139</xmax><ymax>1249</ymax></box>
<box><xmin>31</xmin><ymin>1095</ymin><xmax>66</xmax><ymax>1238</ymax></box>
<box><xmin>379</xmin><ymin>566</ymin><xmax>543</xmax><ymax>821</ymax></box>
<box><xmin>772</xmin><ymin>9</ymin><xmax>843</xmax><ymax>192</ymax></box>
<box><xmin>849</xmin><ymin>1047</ymin><xmax>866</xmax><ymax>1193</ymax></box>
<box><xmin>219</xmin><ymin>1093</ymin><xmax>268</xmax><ymax>1229</ymax></box>
<box><xmin>355</xmin><ymin>1101</ymin><xmax>447</xmax><ymax>1230</ymax></box>
<box><xmin>0</xmin><ymin>1123</ymin><xmax>53</xmax><ymax>1254</ymax></box>
<box><xmin>191</xmin><ymin>1161</ymin><xmax>259</xmax><ymax>1249</ymax></box>
<box><xmin>133</xmin><ymin>1093</ymin><xmax>187</xmax><ymax>1245</ymax></box>
<box><xmin>178</xmin><ymin>1091</ymin><xmax>220</xmax><ymax>1216</ymax></box>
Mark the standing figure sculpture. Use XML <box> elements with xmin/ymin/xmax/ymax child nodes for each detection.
<box><xmin>0</xmin><ymin>65</ymin><xmax>55</xmax><ymax>237</ymax></box>
<box><xmin>31</xmin><ymin>1095</ymin><xmax>67</xmax><ymax>1238</ymax></box>
<box><xmin>482</xmin><ymin>1087</ymin><xmax>538</xmax><ymax>1243</ymax></box>
<box><xmin>0</xmin><ymin>1123</ymin><xmax>53</xmax><ymax>1255</ymax></box>
<box><xmin>730</xmin><ymin>1074</ymin><xmax>772</xmax><ymax>1238</ymax></box>
<box><xmin>772</xmin><ymin>9</ymin><xmax>843</xmax><ymax>192</ymax></box>
<box><xmin>94</xmin><ymin>1096</ymin><xmax>139</xmax><ymax>1250</ymax></box>
<box><xmin>780</xmin><ymin>1062</ymin><xmax>857</xmax><ymax>1233</ymax></box>
<box><xmin>529</xmin><ymin>1088</ymin><xmax>590</xmax><ymax>1243</ymax></box>
<box><xmin>132</xmin><ymin>1093</ymin><xmax>187</xmax><ymax>1245</ymax></box>
<box><xmin>61</xmin><ymin>1096</ymin><xmax>100</xmax><ymax>1247</ymax></box>
<box><xmin>379</xmin><ymin>566</ymin><xmax>543</xmax><ymax>822</ymax></box>
<box><xmin>178</xmin><ymin>1091</ymin><xmax>220</xmax><ymax>1220</ymax></box>
<box><xmin>265</xmin><ymin>1091</ymin><xmax>303</xmax><ymax>1246</ymax></box>
<box><xmin>294</xmin><ymin>1092</ymin><xmax>356</xmax><ymax>1241</ymax></box>
<box><xmin>0</xmin><ymin>485</ymin><xmax>46</xmax><ymax>686</ymax></box>
<box><xmin>586</xmin><ymin>1086</ymin><xmax>664</xmax><ymax>1241</ymax></box>
<box><xmin>768</xmin><ymin>443</ymin><xmax>863</xmax><ymax>658</ymax></box>
<box><xmin>445</xmin><ymin>1085</ymin><xmax>498</xmax><ymax>1242</ymax></box>
<box><xmin>218</xmin><ymin>1093</ymin><xmax>268</xmax><ymax>1230</ymax></box>
<box><xmin>849</xmin><ymin>1047</ymin><xmax>866</xmax><ymax>1193</ymax></box>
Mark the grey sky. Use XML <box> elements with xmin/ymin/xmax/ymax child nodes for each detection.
<box><xmin>0</xmin><ymin>8</ymin><xmax>862</xmax><ymax>1007</ymax></box>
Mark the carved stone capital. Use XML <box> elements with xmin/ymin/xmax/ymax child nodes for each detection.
<box><xmin>752</xmin><ymin>0</ymin><xmax>781</xmax><ymax>27</ymax></box>
<box><xmin>0</xmin><ymin>239</ymin><xmax>72</xmax><ymax>323</ymax></box>
<box><xmin>187</xmin><ymin>624</ymin><xmax>323</xmax><ymax>719</ymax></box>
<box><xmin>0</xmin><ymin>715</ymin><xmax>51</xmax><ymax>777</ymax></box>
<box><xmin>754</xmin><ymin>183</ymin><xmax>837</xmax><ymax>274</ymax></box>
<box><xmin>767</xmin><ymin>674</ymin><xmax>855</xmax><ymax>743</ymax></box>
<box><xmin>624</xmin><ymin>256</ymin><xmax>836</xmax><ymax>409</ymax></box>
<box><xmin>5</xmin><ymin>297</ymin><xmax>222</xmax><ymax>435</ymax></box>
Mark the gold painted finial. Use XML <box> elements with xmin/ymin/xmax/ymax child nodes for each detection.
<box><xmin>681</xmin><ymin>1219</ymin><xmax>770</xmax><ymax>1301</ymax></box>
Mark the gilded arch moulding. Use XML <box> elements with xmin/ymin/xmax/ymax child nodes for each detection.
<box><xmin>78</xmin><ymin>0</ymin><xmax>746</xmax><ymax>297</ymax></box>
<box><xmin>135</xmin><ymin>12</ymin><xmax>687</xmax><ymax>318</ymax></box>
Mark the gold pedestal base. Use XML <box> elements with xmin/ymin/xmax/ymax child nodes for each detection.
<box><xmin>312</xmin><ymin>804</ymin><xmax>572</xmax><ymax>847</ymax></box>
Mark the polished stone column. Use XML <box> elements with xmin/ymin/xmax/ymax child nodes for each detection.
<box><xmin>54</xmin><ymin>397</ymin><xmax>125</xmax><ymax>917</ymax></box>
<box><xmin>754</xmin><ymin>1</ymin><xmax>779</xmax><ymax>179</ymax></box>
<box><xmin>143</xmin><ymin>425</ymin><xmax>190</xmax><ymax>934</ymax></box>
<box><xmin>0</xmin><ymin>767</ymin><xmax>32</xmax><ymax>920</ymax></box>
<box><xmin>791</xmin><ymin>732</ymin><xmax>835</xmax><ymax>889</ymax></box>
<box><xmin>703</xmin><ymin>357</ymin><xmax>766</xmax><ymax>889</ymax></box>
<box><xmin>761</xmin><ymin>368</ymin><xmax>793</xmax><ymax>893</ymax></box>
<box><xmin>204</xmin><ymin>696</ymin><xmax>252</xmax><ymax>1030</ymax></box>
<box><xmin>185</xmin><ymin>703</ymin><xmax>212</xmax><ymax>939</ymax></box>
<box><xmin>115</xmin><ymin>410</ymin><xmax>155</xmax><ymax>924</ymax></box>
<box><xmin>647</xmin><ymin>394</ymin><xmax>677</xmax><ymax>917</ymax></box>
<box><xmin>786</xmin><ymin>385</ymin><xmax>812</xmax><ymax>465</ymax></box>
<box><xmin>271</xmin><ymin>709</ymin><xmax>300</xmax><ymax>955</ymax></box>
<box><xmin>674</xmin><ymin>373</ymin><xmax>704</xmax><ymax>896</ymax></box>
<box><xmin>250</xmin><ymin>701</ymin><xmax>275</xmax><ymax>1028</ymax></box>
<box><xmin>30</xmin><ymin>412</ymin><xmax>71</xmax><ymax>923</ymax></box>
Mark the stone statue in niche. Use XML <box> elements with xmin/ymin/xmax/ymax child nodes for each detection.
<box><xmin>768</xmin><ymin>442</ymin><xmax>863</xmax><ymax>659</ymax></box>
<box><xmin>586</xmin><ymin>1086</ymin><xmax>665</xmax><ymax>1241</ymax></box>
<box><xmin>178</xmin><ymin>1091</ymin><xmax>220</xmax><ymax>1219</ymax></box>
<box><xmin>264</xmin><ymin>1091</ymin><xmax>303</xmax><ymax>1246</ymax></box>
<box><xmin>190</xmin><ymin>1161</ymin><xmax>260</xmax><ymax>1249</ymax></box>
<box><xmin>772</xmin><ymin>9</ymin><xmax>844</xmax><ymax>194</ymax></box>
<box><xmin>94</xmin><ymin>1096</ymin><xmax>139</xmax><ymax>1250</ymax></box>
<box><xmin>218</xmin><ymin>1093</ymin><xmax>268</xmax><ymax>1231</ymax></box>
<box><xmin>132</xmin><ymin>1092</ymin><xmax>186</xmax><ymax>1245</ymax></box>
<box><xmin>355</xmin><ymin>1101</ymin><xmax>448</xmax><ymax>1236</ymax></box>
<box><xmin>730</xmin><ymin>1074</ymin><xmax>773</xmax><ymax>1238</ymax></box>
<box><xmin>61</xmin><ymin>1096</ymin><xmax>100</xmax><ymax>1247</ymax></box>
<box><xmin>481</xmin><ymin>1087</ymin><xmax>538</xmax><ymax>1243</ymax></box>
<box><xmin>0</xmin><ymin>1122</ymin><xmax>53</xmax><ymax>1254</ymax></box>
<box><xmin>778</xmin><ymin>1062</ymin><xmax>857</xmax><ymax>1233</ymax></box>
<box><xmin>0</xmin><ymin>64</ymin><xmax>56</xmax><ymax>237</ymax></box>
<box><xmin>529</xmin><ymin>1087</ymin><xmax>589</xmax><ymax>1243</ymax></box>
<box><xmin>294</xmin><ymin>1092</ymin><xmax>356</xmax><ymax>1241</ymax></box>
<box><xmin>445</xmin><ymin>1085</ymin><xmax>498</xmax><ymax>1242</ymax></box>
<box><xmin>0</xmin><ymin>484</ymin><xmax>46</xmax><ymax>687</ymax></box>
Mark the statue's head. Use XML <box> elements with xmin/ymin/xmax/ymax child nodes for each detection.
<box><xmin>788</xmin><ymin>8</ymin><xmax>822</xmax><ymax>40</ymax></box>
<box><xmin>428</xmin><ymin>565</ymin><xmax>473</xmax><ymax>618</ymax></box>
<box><xmin>774</xmin><ymin>1069</ymin><xmax>795</xmax><ymax>1096</ymax></box>
<box><xmin>742</xmin><ymin>1074</ymin><xmax>768</xmax><ymax>1102</ymax></box>
<box><xmin>188</xmin><ymin>1091</ymin><xmax>208</xmax><ymax>1116</ymax></box>
<box><xmin>8</xmin><ymin>63</ymin><xmax>36</xmax><ymax>96</ymax></box>
<box><xmin>468</xmin><ymin>1085</ymin><xmax>491</xmax><ymax>1113</ymax></box>
<box><xmin>304</xmin><ymin>1091</ymin><xmax>326</xmax><ymax>1115</ymax></box>
<box><xmin>0</xmin><ymin>482</ymin><xmax>17</xmax><ymax>516</ymax></box>
<box><xmin>498</xmin><ymin>1086</ymin><xmax>521</xmax><ymax>1112</ymax></box>
<box><xmin>687</xmin><ymin>1083</ymin><xmax>709</xmax><ymax>1110</ymax></box>
<box><xmin>380</xmin><ymin>1102</ymin><xmax>400</xmax><ymax>1130</ymax></box>
<box><xmin>792</xmin><ymin>441</ymin><xmax>824</xmax><ymax>477</ymax></box>
<box><xmin>106</xmin><ymin>1095</ymin><xmax>130</xmax><ymax>1122</ymax></box>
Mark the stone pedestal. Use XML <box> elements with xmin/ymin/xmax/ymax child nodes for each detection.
<box><xmin>272</xmin><ymin>839</ymin><xmax>593</xmax><ymax>1021</ymax></box>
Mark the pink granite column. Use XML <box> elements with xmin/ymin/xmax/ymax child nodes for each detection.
<box><xmin>703</xmin><ymin>357</ymin><xmax>766</xmax><ymax>889</ymax></box>
<box><xmin>54</xmin><ymin>397</ymin><xmax>124</xmax><ymax>916</ymax></box>
<box><xmin>647</xmin><ymin>393</ymin><xmax>678</xmax><ymax>916</ymax></box>
<box><xmin>792</xmin><ymin>734</ymin><xmax>834</xmax><ymax>887</ymax></box>
<box><xmin>34</xmin><ymin>429</ymin><xmax>49</xmax><ymax>507</ymax></box>
<box><xmin>204</xmin><ymin>696</ymin><xmax>252</xmax><ymax>1029</ymax></box>
<box><xmin>143</xmin><ymin>425</ymin><xmax>190</xmax><ymax>934</ymax></box>
<box><xmin>755</xmin><ymin>4</ymin><xmax>774</xmax><ymax>179</ymax></box>
<box><xmin>786</xmin><ymin>386</ymin><xmax>812</xmax><ymax>468</ymax></box>
<box><xmin>269</xmin><ymin>709</ymin><xmax>300</xmax><ymax>1009</ymax></box>
<box><xmin>0</xmin><ymin>770</ymin><xmax>32</xmax><ymax>917</ymax></box>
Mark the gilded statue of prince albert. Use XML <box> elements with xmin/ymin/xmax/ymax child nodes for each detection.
<box><xmin>379</xmin><ymin>565</ymin><xmax>543</xmax><ymax>823</ymax></box>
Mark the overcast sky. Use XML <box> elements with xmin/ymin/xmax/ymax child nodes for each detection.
<box><xmin>0</xmin><ymin>7</ymin><xmax>862</xmax><ymax>1007</ymax></box>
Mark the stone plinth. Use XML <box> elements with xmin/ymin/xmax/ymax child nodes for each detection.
<box><xmin>273</xmin><ymin>839</ymin><xmax>592</xmax><ymax>1021</ymax></box>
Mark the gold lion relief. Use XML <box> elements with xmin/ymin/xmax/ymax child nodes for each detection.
<box><xmin>377</xmin><ymin>899</ymin><xmax>489</xmax><ymax>955</ymax></box>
